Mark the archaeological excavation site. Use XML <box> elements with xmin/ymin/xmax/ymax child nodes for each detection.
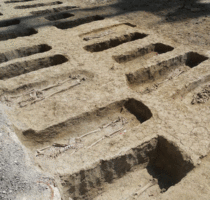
<box><xmin>0</xmin><ymin>0</ymin><xmax>210</xmax><ymax>199</ymax></box>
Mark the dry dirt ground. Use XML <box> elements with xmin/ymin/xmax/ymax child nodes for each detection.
<box><xmin>0</xmin><ymin>0</ymin><xmax>210</xmax><ymax>199</ymax></box>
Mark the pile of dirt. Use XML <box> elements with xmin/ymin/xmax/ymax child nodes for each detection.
<box><xmin>191</xmin><ymin>84</ymin><xmax>210</xmax><ymax>104</ymax></box>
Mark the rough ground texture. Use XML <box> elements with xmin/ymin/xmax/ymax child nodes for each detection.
<box><xmin>0</xmin><ymin>0</ymin><xmax>210</xmax><ymax>199</ymax></box>
<box><xmin>0</xmin><ymin>105</ymin><xmax>61</xmax><ymax>200</ymax></box>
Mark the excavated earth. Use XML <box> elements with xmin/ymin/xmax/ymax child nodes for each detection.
<box><xmin>0</xmin><ymin>0</ymin><xmax>210</xmax><ymax>199</ymax></box>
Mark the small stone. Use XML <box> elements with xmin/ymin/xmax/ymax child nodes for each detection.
<box><xmin>2</xmin><ymin>191</ymin><xmax>6</xmax><ymax>194</ymax></box>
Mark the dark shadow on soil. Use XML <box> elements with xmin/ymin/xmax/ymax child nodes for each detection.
<box><xmin>71</xmin><ymin>0</ymin><xmax>210</xmax><ymax>23</ymax></box>
<box><xmin>114</xmin><ymin>0</ymin><xmax>209</xmax><ymax>19</ymax></box>
<box><xmin>0</xmin><ymin>0</ymin><xmax>209</xmax><ymax>35</ymax></box>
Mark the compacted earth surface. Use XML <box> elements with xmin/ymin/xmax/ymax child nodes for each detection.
<box><xmin>0</xmin><ymin>0</ymin><xmax>210</xmax><ymax>199</ymax></box>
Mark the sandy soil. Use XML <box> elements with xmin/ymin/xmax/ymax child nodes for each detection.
<box><xmin>0</xmin><ymin>0</ymin><xmax>210</xmax><ymax>199</ymax></box>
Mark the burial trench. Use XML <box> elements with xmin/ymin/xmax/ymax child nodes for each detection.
<box><xmin>1</xmin><ymin>69</ymin><xmax>94</xmax><ymax>108</ymax></box>
<box><xmin>54</xmin><ymin>15</ymin><xmax>105</xmax><ymax>29</ymax></box>
<box><xmin>20</xmin><ymin>98</ymin><xmax>152</xmax><ymax>145</ymax></box>
<box><xmin>57</xmin><ymin>136</ymin><xmax>194</xmax><ymax>200</ymax></box>
<box><xmin>83</xmin><ymin>32</ymin><xmax>148</xmax><ymax>52</ymax></box>
<box><xmin>112</xmin><ymin>43</ymin><xmax>174</xmax><ymax>64</ymax></box>
<box><xmin>30</xmin><ymin>6</ymin><xmax>78</xmax><ymax>16</ymax></box>
<box><xmin>126</xmin><ymin>51</ymin><xmax>208</xmax><ymax>93</ymax></box>
<box><xmin>14</xmin><ymin>1</ymin><xmax>63</xmax><ymax>9</ymax></box>
<box><xmin>0</xmin><ymin>54</ymin><xmax>68</xmax><ymax>80</ymax></box>
<box><xmin>0</xmin><ymin>44</ymin><xmax>52</xmax><ymax>64</ymax></box>
<box><xmin>0</xmin><ymin>28</ymin><xmax>37</xmax><ymax>41</ymax></box>
<box><xmin>45</xmin><ymin>12</ymin><xmax>74</xmax><ymax>21</ymax></box>
<box><xmin>4</xmin><ymin>0</ymin><xmax>35</xmax><ymax>3</ymax></box>
<box><xmin>0</xmin><ymin>18</ymin><xmax>20</xmax><ymax>27</ymax></box>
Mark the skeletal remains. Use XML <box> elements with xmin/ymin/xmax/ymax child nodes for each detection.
<box><xmin>124</xmin><ymin>179</ymin><xmax>158</xmax><ymax>200</ymax></box>
<box><xmin>2</xmin><ymin>76</ymin><xmax>85</xmax><ymax>107</ymax></box>
<box><xmin>191</xmin><ymin>84</ymin><xmax>210</xmax><ymax>104</ymax></box>
<box><xmin>36</xmin><ymin>117</ymin><xmax>128</xmax><ymax>158</ymax></box>
<box><xmin>142</xmin><ymin>69</ymin><xmax>184</xmax><ymax>94</ymax></box>
<box><xmin>83</xmin><ymin>30</ymin><xmax>113</xmax><ymax>41</ymax></box>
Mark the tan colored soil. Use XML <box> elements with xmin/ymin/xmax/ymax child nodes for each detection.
<box><xmin>0</xmin><ymin>0</ymin><xmax>210</xmax><ymax>199</ymax></box>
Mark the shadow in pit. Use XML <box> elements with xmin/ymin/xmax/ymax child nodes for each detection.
<box><xmin>147</xmin><ymin>136</ymin><xmax>194</xmax><ymax>191</ymax></box>
<box><xmin>124</xmin><ymin>98</ymin><xmax>152</xmax><ymax>123</ymax></box>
